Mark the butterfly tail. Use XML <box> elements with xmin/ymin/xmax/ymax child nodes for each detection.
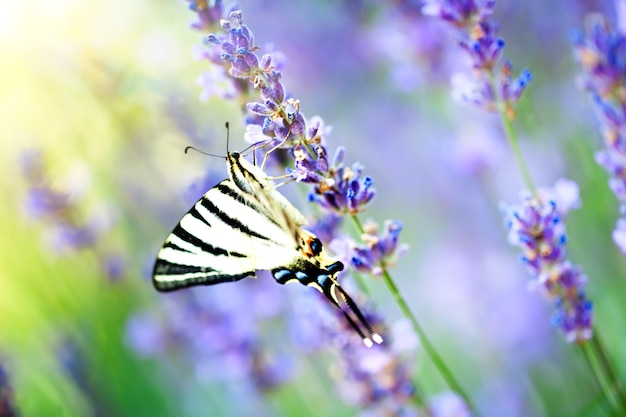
<box><xmin>328</xmin><ymin>282</ymin><xmax>383</xmax><ymax>347</ymax></box>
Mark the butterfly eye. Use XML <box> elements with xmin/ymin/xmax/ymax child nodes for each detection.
<box><xmin>309</xmin><ymin>238</ymin><xmax>322</xmax><ymax>256</ymax></box>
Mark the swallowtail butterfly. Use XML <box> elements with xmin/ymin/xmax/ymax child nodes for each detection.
<box><xmin>153</xmin><ymin>151</ymin><xmax>383</xmax><ymax>347</ymax></box>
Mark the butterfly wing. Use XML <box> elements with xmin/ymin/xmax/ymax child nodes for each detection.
<box><xmin>152</xmin><ymin>171</ymin><xmax>306</xmax><ymax>292</ymax></box>
<box><xmin>153</xmin><ymin>179</ymin><xmax>255</xmax><ymax>291</ymax></box>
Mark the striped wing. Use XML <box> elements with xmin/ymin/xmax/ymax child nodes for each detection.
<box><xmin>152</xmin><ymin>178</ymin><xmax>306</xmax><ymax>291</ymax></box>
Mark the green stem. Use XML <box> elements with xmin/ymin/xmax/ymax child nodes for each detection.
<box><xmin>591</xmin><ymin>329</ymin><xmax>626</xmax><ymax>413</ymax></box>
<box><xmin>499</xmin><ymin>114</ymin><xmax>536</xmax><ymax>196</ymax></box>
<box><xmin>487</xmin><ymin>72</ymin><xmax>536</xmax><ymax>197</ymax></box>
<box><xmin>349</xmin><ymin>215</ymin><xmax>478</xmax><ymax>415</ymax></box>
<box><xmin>379</xmin><ymin>267</ymin><xmax>476</xmax><ymax>414</ymax></box>
<box><xmin>580</xmin><ymin>341</ymin><xmax>616</xmax><ymax>414</ymax></box>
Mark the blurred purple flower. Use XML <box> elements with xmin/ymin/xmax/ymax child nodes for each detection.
<box><xmin>185</xmin><ymin>0</ymin><xmax>224</xmax><ymax>32</ymax></box>
<box><xmin>612</xmin><ymin>218</ymin><xmax>626</xmax><ymax>252</ymax></box>
<box><xmin>289</xmin><ymin>291</ymin><xmax>418</xmax><ymax>416</ymax></box>
<box><xmin>572</xmin><ymin>13</ymin><xmax>626</xmax><ymax>253</ymax></box>
<box><xmin>618</xmin><ymin>0</ymin><xmax>626</xmax><ymax>34</ymax></box>
<box><xmin>366</xmin><ymin>6</ymin><xmax>454</xmax><ymax>91</ymax></box>
<box><xmin>196</xmin><ymin>65</ymin><xmax>237</xmax><ymax>100</ymax></box>
<box><xmin>428</xmin><ymin>391</ymin><xmax>472</xmax><ymax>417</ymax></box>
<box><xmin>422</xmin><ymin>0</ymin><xmax>495</xmax><ymax>28</ymax></box>
<box><xmin>332</xmin><ymin>321</ymin><xmax>417</xmax><ymax>415</ymax></box>
<box><xmin>126</xmin><ymin>277</ymin><xmax>292</xmax><ymax>391</ymax></box>
<box><xmin>19</xmin><ymin>150</ymin><xmax>126</xmax><ymax>279</ymax></box>
<box><xmin>450</xmin><ymin>121</ymin><xmax>505</xmax><ymax>176</ymax></box>
<box><xmin>425</xmin><ymin>0</ymin><xmax>531</xmax><ymax>120</ymax></box>
<box><xmin>501</xmin><ymin>179</ymin><xmax>593</xmax><ymax>343</ymax></box>
<box><xmin>0</xmin><ymin>364</ymin><xmax>18</xmax><ymax>417</ymax></box>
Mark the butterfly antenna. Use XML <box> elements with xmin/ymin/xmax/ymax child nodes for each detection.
<box><xmin>225</xmin><ymin>121</ymin><xmax>230</xmax><ymax>153</ymax></box>
<box><xmin>184</xmin><ymin>146</ymin><xmax>224</xmax><ymax>158</ymax></box>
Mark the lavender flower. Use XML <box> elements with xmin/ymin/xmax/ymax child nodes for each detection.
<box><xmin>195</xmin><ymin>9</ymin><xmax>379</xmax><ymax>214</ymax></box>
<box><xmin>126</xmin><ymin>276</ymin><xmax>291</xmax><ymax>391</ymax></box>
<box><xmin>572</xmin><ymin>13</ymin><xmax>626</xmax><ymax>253</ymax></box>
<box><xmin>289</xmin><ymin>292</ymin><xmax>419</xmax><ymax>416</ymax></box>
<box><xmin>424</xmin><ymin>0</ymin><xmax>531</xmax><ymax>119</ymax></box>
<box><xmin>19</xmin><ymin>150</ymin><xmax>125</xmax><ymax>280</ymax></box>
<box><xmin>422</xmin><ymin>0</ymin><xmax>495</xmax><ymax>28</ymax></box>
<box><xmin>349</xmin><ymin>220</ymin><xmax>409</xmax><ymax>276</ymax></box>
<box><xmin>501</xmin><ymin>179</ymin><xmax>593</xmax><ymax>343</ymax></box>
<box><xmin>185</xmin><ymin>0</ymin><xmax>224</xmax><ymax>32</ymax></box>
<box><xmin>0</xmin><ymin>364</ymin><xmax>18</xmax><ymax>417</ymax></box>
<box><xmin>302</xmin><ymin>146</ymin><xmax>377</xmax><ymax>215</ymax></box>
<box><xmin>331</xmin><ymin>323</ymin><xmax>418</xmax><ymax>416</ymax></box>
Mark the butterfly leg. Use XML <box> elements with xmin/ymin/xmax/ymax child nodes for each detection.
<box><xmin>260</xmin><ymin>135</ymin><xmax>289</xmax><ymax>171</ymax></box>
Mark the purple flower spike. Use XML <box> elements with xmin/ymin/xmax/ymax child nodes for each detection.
<box><xmin>126</xmin><ymin>279</ymin><xmax>292</xmax><ymax>391</ymax></box>
<box><xmin>288</xmin><ymin>293</ymin><xmax>418</xmax><ymax>416</ymax></box>
<box><xmin>425</xmin><ymin>0</ymin><xmax>530</xmax><ymax>119</ymax></box>
<box><xmin>185</xmin><ymin>0</ymin><xmax>224</xmax><ymax>31</ymax></box>
<box><xmin>350</xmin><ymin>220</ymin><xmax>409</xmax><ymax>276</ymax></box>
<box><xmin>289</xmin><ymin>141</ymin><xmax>376</xmax><ymax>215</ymax></box>
<box><xmin>19</xmin><ymin>149</ymin><xmax>125</xmax><ymax>279</ymax></box>
<box><xmin>501</xmin><ymin>180</ymin><xmax>593</xmax><ymax>343</ymax></box>
<box><xmin>310</xmin><ymin>161</ymin><xmax>376</xmax><ymax>215</ymax></box>
<box><xmin>422</xmin><ymin>0</ymin><xmax>495</xmax><ymax>29</ymax></box>
<box><xmin>573</xmin><ymin>14</ymin><xmax>626</xmax><ymax>253</ymax></box>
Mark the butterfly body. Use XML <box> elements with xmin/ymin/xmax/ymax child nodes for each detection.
<box><xmin>153</xmin><ymin>152</ymin><xmax>382</xmax><ymax>346</ymax></box>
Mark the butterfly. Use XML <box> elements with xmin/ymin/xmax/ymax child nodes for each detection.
<box><xmin>152</xmin><ymin>151</ymin><xmax>383</xmax><ymax>347</ymax></box>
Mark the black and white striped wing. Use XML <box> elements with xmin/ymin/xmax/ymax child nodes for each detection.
<box><xmin>152</xmin><ymin>178</ymin><xmax>303</xmax><ymax>292</ymax></box>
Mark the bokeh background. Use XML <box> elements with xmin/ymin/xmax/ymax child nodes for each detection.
<box><xmin>1</xmin><ymin>0</ymin><xmax>624</xmax><ymax>416</ymax></box>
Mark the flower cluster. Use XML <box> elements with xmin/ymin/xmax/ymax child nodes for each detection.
<box><xmin>185</xmin><ymin>0</ymin><xmax>224</xmax><ymax>32</ymax></box>
<box><xmin>571</xmin><ymin>14</ymin><xmax>626</xmax><ymax>253</ymax></box>
<box><xmin>501</xmin><ymin>179</ymin><xmax>593</xmax><ymax>343</ymax></box>
<box><xmin>126</xmin><ymin>276</ymin><xmax>291</xmax><ymax>391</ymax></box>
<box><xmin>197</xmin><ymin>9</ymin><xmax>379</xmax><ymax>214</ymax></box>
<box><xmin>19</xmin><ymin>150</ymin><xmax>125</xmax><ymax>280</ymax></box>
<box><xmin>299</xmin><ymin>146</ymin><xmax>377</xmax><ymax>215</ymax></box>
<box><xmin>349</xmin><ymin>220</ymin><xmax>409</xmax><ymax>276</ymax></box>
<box><xmin>423</xmin><ymin>0</ymin><xmax>531</xmax><ymax>119</ymax></box>
<box><xmin>289</xmin><ymin>293</ymin><xmax>419</xmax><ymax>416</ymax></box>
